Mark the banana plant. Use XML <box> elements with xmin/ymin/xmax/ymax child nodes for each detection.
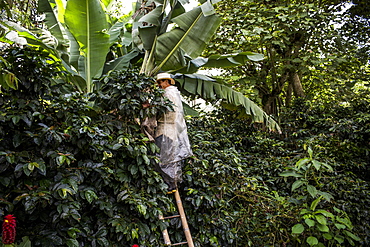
<box><xmin>36</xmin><ymin>0</ymin><xmax>135</xmax><ymax>93</ymax></box>
<box><xmin>6</xmin><ymin>0</ymin><xmax>141</xmax><ymax>92</ymax></box>
<box><xmin>133</xmin><ymin>0</ymin><xmax>280</xmax><ymax>131</ymax></box>
<box><xmin>135</xmin><ymin>0</ymin><xmax>221</xmax><ymax>75</ymax></box>
<box><xmin>134</xmin><ymin>0</ymin><xmax>264</xmax><ymax>74</ymax></box>
<box><xmin>174</xmin><ymin>73</ymin><xmax>281</xmax><ymax>132</ymax></box>
<box><xmin>64</xmin><ymin>0</ymin><xmax>111</xmax><ymax>93</ymax></box>
<box><xmin>4</xmin><ymin>0</ymin><xmax>280</xmax><ymax>130</ymax></box>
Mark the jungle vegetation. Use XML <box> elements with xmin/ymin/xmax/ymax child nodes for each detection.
<box><xmin>0</xmin><ymin>0</ymin><xmax>369</xmax><ymax>246</ymax></box>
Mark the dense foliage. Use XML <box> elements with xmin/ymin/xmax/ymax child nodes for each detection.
<box><xmin>1</xmin><ymin>0</ymin><xmax>369</xmax><ymax>246</ymax></box>
<box><xmin>204</xmin><ymin>0</ymin><xmax>368</xmax><ymax>117</ymax></box>
<box><xmin>184</xmin><ymin>96</ymin><xmax>369</xmax><ymax>246</ymax></box>
<box><xmin>1</xmin><ymin>46</ymin><xmax>369</xmax><ymax>246</ymax></box>
<box><xmin>0</xmin><ymin>47</ymin><xmax>174</xmax><ymax>246</ymax></box>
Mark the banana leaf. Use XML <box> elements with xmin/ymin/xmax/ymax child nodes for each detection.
<box><xmin>173</xmin><ymin>52</ymin><xmax>265</xmax><ymax>74</ymax></box>
<box><xmin>108</xmin><ymin>16</ymin><xmax>131</xmax><ymax>46</ymax></box>
<box><xmin>101</xmin><ymin>0</ymin><xmax>114</xmax><ymax>8</ymax></box>
<box><xmin>174</xmin><ymin>73</ymin><xmax>281</xmax><ymax>132</ymax></box>
<box><xmin>103</xmin><ymin>49</ymin><xmax>141</xmax><ymax>74</ymax></box>
<box><xmin>183</xmin><ymin>101</ymin><xmax>200</xmax><ymax>117</ymax></box>
<box><xmin>136</xmin><ymin>4</ymin><xmax>163</xmax><ymax>51</ymax></box>
<box><xmin>64</xmin><ymin>0</ymin><xmax>111</xmax><ymax>92</ymax></box>
<box><xmin>37</xmin><ymin>0</ymin><xmax>68</xmax><ymax>52</ymax></box>
<box><xmin>37</xmin><ymin>0</ymin><xmax>81</xmax><ymax>68</ymax></box>
<box><xmin>0</xmin><ymin>57</ymin><xmax>18</xmax><ymax>91</ymax></box>
<box><xmin>138</xmin><ymin>6</ymin><xmax>163</xmax><ymax>26</ymax></box>
<box><xmin>205</xmin><ymin>52</ymin><xmax>265</xmax><ymax>66</ymax></box>
<box><xmin>2</xmin><ymin>21</ymin><xmax>61</xmax><ymax>59</ymax></box>
<box><xmin>153</xmin><ymin>6</ymin><xmax>221</xmax><ymax>73</ymax></box>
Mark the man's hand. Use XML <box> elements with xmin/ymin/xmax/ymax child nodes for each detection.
<box><xmin>142</xmin><ymin>101</ymin><xmax>150</xmax><ymax>108</ymax></box>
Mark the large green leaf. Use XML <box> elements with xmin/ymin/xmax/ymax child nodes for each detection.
<box><xmin>174</xmin><ymin>74</ymin><xmax>281</xmax><ymax>132</ymax></box>
<box><xmin>136</xmin><ymin>1</ymin><xmax>184</xmax><ymax>75</ymax></box>
<box><xmin>101</xmin><ymin>0</ymin><xmax>114</xmax><ymax>8</ymax></box>
<box><xmin>108</xmin><ymin>16</ymin><xmax>131</xmax><ymax>46</ymax></box>
<box><xmin>37</xmin><ymin>0</ymin><xmax>80</xmax><ymax>68</ymax></box>
<box><xmin>64</xmin><ymin>28</ymin><xmax>80</xmax><ymax>72</ymax></box>
<box><xmin>51</xmin><ymin>0</ymin><xmax>81</xmax><ymax>70</ymax></box>
<box><xmin>205</xmin><ymin>52</ymin><xmax>265</xmax><ymax>66</ymax></box>
<box><xmin>3</xmin><ymin>21</ymin><xmax>61</xmax><ymax>58</ymax></box>
<box><xmin>64</xmin><ymin>0</ymin><xmax>111</xmax><ymax>92</ymax></box>
<box><xmin>37</xmin><ymin>0</ymin><xmax>67</xmax><ymax>49</ymax></box>
<box><xmin>173</xmin><ymin>52</ymin><xmax>265</xmax><ymax>73</ymax></box>
<box><xmin>138</xmin><ymin>5</ymin><xmax>163</xmax><ymax>26</ymax></box>
<box><xmin>103</xmin><ymin>49</ymin><xmax>141</xmax><ymax>74</ymax></box>
<box><xmin>153</xmin><ymin>6</ymin><xmax>221</xmax><ymax>73</ymax></box>
<box><xmin>0</xmin><ymin>57</ymin><xmax>18</xmax><ymax>91</ymax></box>
<box><xmin>136</xmin><ymin>5</ymin><xmax>163</xmax><ymax>51</ymax></box>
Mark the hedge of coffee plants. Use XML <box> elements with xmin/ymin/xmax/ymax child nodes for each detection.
<box><xmin>184</xmin><ymin>103</ymin><xmax>368</xmax><ymax>246</ymax></box>
<box><xmin>0</xmin><ymin>47</ymin><xmax>175</xmax><ymax>246</ymax></box>
<box><xmin>1</xmin><ymin>46</ymin><xmax>369</xmax><ymax>246</ymax></box>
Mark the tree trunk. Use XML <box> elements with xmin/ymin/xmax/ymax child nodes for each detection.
<box><xmin>291</xmin><ymin>72</ymin><xmax>305</xmax><ymax>98</ymax></box>
<box><xmin>261</xmin><ymin>72</ymin><xmax>289</xmax><ymax>116</ymax></box>
<box><xmin>285</xmin><ymin>82</ymin><xmax>293</xmax><ymax>106</ymax></box>
<box><xmin>286</xmin><ymin>72</ymin><xmax>305</xmax><ymax>106</ymax></box>
<box><xmin>263</xmin><ymin>95</ymin><xmax>277</xmax><ymax>116</ymax></box>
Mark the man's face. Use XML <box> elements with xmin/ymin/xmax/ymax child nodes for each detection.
<box><xmin>157</xmin><ymin>79</ymin><xmax>170</xmax><ymax>89</ymax></box>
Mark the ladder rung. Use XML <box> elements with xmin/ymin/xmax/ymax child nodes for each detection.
<box><xmin>171</xmin><ymin>242</ymin><xmax>188</xmax><ymax>246</ymax></box>
<box><xmin>163</xmin><ymin>214</ymin><xmax>180</xmax><ymax>220</ymax></box>
<box><xmin>160</xmin><ymin>190</ymin><xmax>194</xmax><ymax>247</ymax></box>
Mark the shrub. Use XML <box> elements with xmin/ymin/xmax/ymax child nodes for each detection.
<box><xmin>1</xmin><ymin>46</ymin><xmax>368</xmax><ymax>246</ymax></box>
<box><xmin>0</xmin><ymin>47</ymin><xmax>173</xmax><ymax>246</ymax></box>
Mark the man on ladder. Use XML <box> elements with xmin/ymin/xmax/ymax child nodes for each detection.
<box><xmin>143</xmin><ymin>72</ymin><xmax>194</xmax><ymax>246</ymax></box>
<box><xmin>153</xmin><ymin>72</ymin><xmax>193</xmax><ymax>194</ymax></box>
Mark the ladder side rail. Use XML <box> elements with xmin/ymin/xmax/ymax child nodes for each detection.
<box><xmin>159</xmin><ymin>214</ymin><xmax>172</xmax><ymax>246</ymax></box>
<box><xmin>174</xmin><ymin>190</ymin><xmax>194</xmax><ymax>247</ymax></box>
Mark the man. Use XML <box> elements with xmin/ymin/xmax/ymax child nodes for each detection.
<box><xmin>154</xmin><ymin>73</ymin><xmax>193</xmax><ymax>193</ymax></box>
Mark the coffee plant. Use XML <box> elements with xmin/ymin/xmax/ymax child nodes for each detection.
<box><xmin>0</xmin><ymin>47</ymin><xmax>173</xmax><ymax>246</ymax></box>
<box><xmin>1</xmin><ymin>46</ymin><xmax>369</xmax><ymax>246</ymax></box>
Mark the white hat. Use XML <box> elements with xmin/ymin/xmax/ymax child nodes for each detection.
<box><xmin>156</xmin><ymin>72</ymin><xmax>175</xmax><ymax>85</ymax></box>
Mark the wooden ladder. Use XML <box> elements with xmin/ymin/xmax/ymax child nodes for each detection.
<box><xmin>159</xmin><ymin>189</ymin><xmax>194</xmax><ymax>247</ymax></box>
